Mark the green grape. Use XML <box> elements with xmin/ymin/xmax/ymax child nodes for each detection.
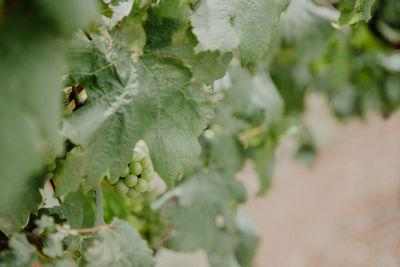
<box><xmin>141</xmin><ymin>168</ymin><xmax>154</xmax><ymax>182</ymax></box>
<box><xmin>136</xmin><ymin>139</ymin><xmax>149</xmax><ymax>153</ymax></box>
<box><xmin>46</xmin><ymin>162</ymin><xmax>56</xmax><ymax>172</ymax></box>
<box><xmin>127</xmin><ymin>188</ymin><xmax>140</xmax><ymax>199</ymax></box>
<box><xmin>109</xmin><ymin>178</ymin><xmax>119</xmax><ymax>185</ymax></box>
<box><xmin>131</xmin><ymin>148</ymin><xmax>146</xmax><ymax>162</ymax></box>
<box><xmin>147</xmin><ymin>180</ymin><xmax>156</xmax><ymax>192</ymax></box>
<box><xmin>135</xmin><ymin>179</ymin><xmax>148</xmax><ymax>193</ymax></box>
<box><xmin>125</xmin><ymin>174</ymin><xmax>138</xmax><ymax>187</ymax></box>
<box><xmin>140</xmin><ymin>157</ymin><xmax>152</xmax><ymax>169</ymax></box>
<box><xmin>129</xmin><ymin>162</ymin><xmax>142</xmax><ymax>175</ymax></box>
<box><xmin>115</xmin><ymin>180</ymin><xmax>129</xmax><ymax>195</ymax></box>
<box><xmin>120</xmin><ymin>166</ymin><xmax>130</xmax><ymax>177</ymax></box>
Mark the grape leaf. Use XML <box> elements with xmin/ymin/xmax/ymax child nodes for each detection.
<box><xmin>43</xmin><ymin>231</ymin><xmax>69</xmax><ymax>259</ymax></box>
<box><xmin>38</xmin><ymin>0</ymin><xmax>99</xmax><ymax>35</ymax></box>
<box><xmin>84</xmin><ymin>218</ymin><xmax>155</xmax><ymax>267</ymax></box>
<box><xmin>338</xmin><ymin>0</ymin><xmax>376</xmax><ymax>26</ymax></box>
<box><xmin>144</xmin><ymin>3</ymin><xmax>233</xmax><ymax>85</ymax></box>
<box><xmin>0</xmin><ymin>173</ymin><xmax>45</xmax><ymax>236</ymax></box>
<box><xmin>213</xmin><ymin>105</ymin><xmax>250</xmax><ymax>136</ymax></box>
<box><xmin>54</xmin><ymin>147</ymin><xmax>87</xmax><ymax>197</ymax></box>
<box><xmin>232</xmin><ymin>0</ymin><xmax>290</xmax><ymax>64</ymax></box>
<box><xmin>281</xmin><ymin>0</ymin><xmax>338</xmax><ymax>62</ymax></box>
<box><xmin>0</xmin><ymin>26</ymin><xmax>64</xmax><ymax>235</ymax></box>
<box><xmin>1</xmin><ymin>219</ymin><xmax>154</xmax><ymax>266</ymax></box>
<box><xmin>149</xmin><ymin>44</ymin><xmax>233</xmax><ymax>85</ymax></box>
<box><xmin>46</xmin><ymin>190</ymin><xmax>95</xmax><ymax>229</ymax></box>
<box><xmin>0</xmin><ymin>234</ymin><xmax>41</xmax><ymax>267</ymax></box>
<box><xmin>0</xmin><ymin>0</ymin><xmax>98</xmax><ymax>235</ymax></box>
<box><xmin>191</xmin><ymin>0</ymin><xmax>289</xmax><ymax>64</ymax></box>
<box><xmin>233</xmin><ymin>208</ymin><xmax>260</xmax><ymax>267</ymax></box>
<box><xmin>162</xmin><ymin>172</ymin><xmax>252</xmax><ymax>267</ymax></box>
<box><xmin>0</xmin><ymin>232</ymin><xmax>78</xmax><ymax>267</ymax></box>
<box><xmin>103</xmin><ymin>0</ymin><xmax>135</xmax><ymax>29</ymax></box>
<box><xmin>191</xmin><ymin>0</ymin><xmax>240</xmax><ymax>53</ymax></box>
<box><xmin>227</xmin><ymin>66</ymin><xmax>284</xmax><ymax>125</ymax></box>
<box><xmin>152</xmin><ymin>0</ymin><xmax>191</xmax><ymax>23</ymax></box>
<box><xmin>208</xmin><ymin>134</ymin><xmax>245</xmax><ymax>177</ymax></box>
<box><xmin>268</xmin><ymin>0</ymin><xmax>337</xmax><ymax>113</ymax></box>
<box><xmin>253</xmin><ymin>136</ymin><xmax>276</xmax><ymax>195</ymax></box>
<box><xmin>59</xmin><ymin>30</ymin><xmax>213</xmax><ymax>194</ymax></box>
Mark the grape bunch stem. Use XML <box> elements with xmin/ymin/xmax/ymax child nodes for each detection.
<box><xmin>94</xmin><ymin>186</ymin><xmax>105</xmax><ymax>226</ymax></box>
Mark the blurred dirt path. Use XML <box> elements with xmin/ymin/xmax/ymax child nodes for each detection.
<box><xmin>244</xmin><ymin>110</ymin><xmax>400</xmax><ymax>267</ymax></box>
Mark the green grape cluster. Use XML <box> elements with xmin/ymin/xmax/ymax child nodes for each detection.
<box><xmin>111</xmin><ymin>140</ymin><xmax>156</xmax><ymax>198</ymax></box>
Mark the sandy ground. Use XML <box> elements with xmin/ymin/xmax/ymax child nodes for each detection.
<box><xmin>245</xmin><ymin>100</ymin><xmax>400</xmax><ymax>267</ymax></box>
<box><xmin>157</xmin><ymin>95</ymin><xmax>400</xmax><ymax>267</ymax></box>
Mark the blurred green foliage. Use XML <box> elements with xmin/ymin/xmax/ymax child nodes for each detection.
<box><xmin>0</xmin><ymin>0</ymin><xmax>398</xmax><ymax>266</ymax></box>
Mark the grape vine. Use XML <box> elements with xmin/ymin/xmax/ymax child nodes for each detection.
<box><xmin>0</xmin><ymin>0</ymin><xmax>398</xmax><ymax>266</ymax></box>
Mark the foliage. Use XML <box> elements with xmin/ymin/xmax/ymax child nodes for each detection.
<box><xmin>0</xmin><ymin>0</ymin><xmax>398</xmax><ymax>266</ymax></box>
<box><xmin>0</xmin><ymin>216</ymin><xmax>154</xmax><ymax>267</ymax></box>
<box><xmin>338</xmin><ymin>0</ymin><xmax>376</xmax><ymax>26</ymax></box>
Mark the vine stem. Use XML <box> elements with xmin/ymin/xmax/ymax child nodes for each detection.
<box><xmin>237</xmin><ymin>125</ymin><xmax>267</xmax><ymax>142</ymax></box>
<box><xmin>74</xmin><ymin>224</ymin><xmax>111</xmax><ymax>234</ymax></box>
<box><xmin>29</xmin><ymin>225</ymin><xmax>112</xmax><ymax>240</ymax></box>
<box><xmin>94</xmin><ymin>186</ymin><xmax>105</xmax><ymax>226</ymax></box>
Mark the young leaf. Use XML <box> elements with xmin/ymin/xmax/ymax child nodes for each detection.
<box><xmin>84</xmin><ymin>218</ymin><xmax>155</xmax><ymax>267</ymax></box>
<box><xmin>232</xmin><ymin>0</ymin><xmax>290</xmax><ymax>64</ymax></box>
<box><xmin>226</xmin><ymin>66</ymin><xmax>284</xmax><ymax>126</ymax></box>
<box><xmin>0</xmin><ymin>172</ymin><xmax>45</xmax><ymax>236</ymax></box>
<box><xmin>253</xmin><ymin>137</ymin><xmax>276</xmax><ymax>196</ymax></box>
<box><xmin>191</xmin><ymin>0</ymin><xmax>290</xmax><ymax>64</ymax></box>
<box><xmin>233</xmin><ymin>208</ymin><xmax>260</xmax><ymax>267</ymax></box>
<box><xmin>149</xmin><ymin>43</ymin><xmax>233</xmax><ymax>85</ymax></box>
<box><xmin>0</xmin><ymin>234</ymin><xmax>40</xmax><ymax>266</ymax></box>
<box><xmin>46</xmin><ymin>190</ymin><xmax>95</xmax><ymax>229</ymax></box>
<box><xmin>103</xmin><ymin>0</ymin><xmax>135</xmax><ymax>29</ymax></box>
<box><xmin>162</xmin><ymin>172</ymin><xmax>250</xmax><ymax>267</ymax></box>
<box><xmin>208</xmin><ymin>134</ymin><xmax>245</xmax><ymax>177</ymax></box>
<box><xmin>338</xmin><ymin>0</ymin><xmax>376</xmax><ymax>26</ymax></box>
